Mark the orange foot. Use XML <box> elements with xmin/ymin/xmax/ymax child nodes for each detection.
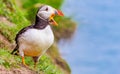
<box><xmin>22</xmin><ymin>56</ymin><xmax>29</xmax><ymax>68</ymax></box>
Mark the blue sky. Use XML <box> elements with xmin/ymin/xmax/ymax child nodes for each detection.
<box><xmin>59</xmin><ymin>0</ymin><xmax>120</xmax><ymax>74</ymax></box>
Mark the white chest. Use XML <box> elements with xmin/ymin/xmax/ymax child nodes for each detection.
<box><xmin>19</xmin><ymin>25</ymin><xmax>54</xmax><ymax>56</ymax></box>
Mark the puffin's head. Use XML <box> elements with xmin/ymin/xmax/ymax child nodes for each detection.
<box><xmin>37</xmin><ymin>5</ymin><xmax>64</xmax><ymax>26</ymax></box>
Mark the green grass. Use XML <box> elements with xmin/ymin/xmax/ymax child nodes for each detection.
<box><xmin>0</xmin><ymin>0</ymin><xmax>30</xmax><ymax>42</ymax></box>
<box><xmin>0</xmin><ymin>48</ymin><xmax>20</xmax><ymax>68</ymax></box>
<box><xmin>0</xmin><ymin>48</ymin><xmax>63</xmax><ymax>74</ymax></box>
<box><xmin>22</xmin><ymin>0</ymin><xmax>63</xmax><ymax>9</ymax></box>
<box><xmin>0</xmin><ymin>23</ymin><xmax>16</xmax><ymax>42</ymax></box>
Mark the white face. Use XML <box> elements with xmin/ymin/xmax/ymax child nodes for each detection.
<box><xmin>37</xmin><ymin>5</ymin><xmax>56</xmax><ymax>20</ymax></box>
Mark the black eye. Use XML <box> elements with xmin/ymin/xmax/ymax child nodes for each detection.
<box><xmin>45</xmin><ymin>7</ymin><xmax>48</xmax><ymax>11</ymax></box>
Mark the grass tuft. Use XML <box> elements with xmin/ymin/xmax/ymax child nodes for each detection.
<box><xmin>0</xmin><ymin>48</ymin><xmax>63</xmax><ymax>73</ymax></box>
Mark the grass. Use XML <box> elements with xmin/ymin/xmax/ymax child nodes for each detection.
<box><xmin>0</xmin><ymin>0</ymin><xmax>30</xmax><ymax>42</ymax></box>
<box><xmin>22</xmin><ymin>0</ymin><xmax>63</xmax><ymax>9</ymax></box>
<box><xmin>0</xmin><ymin>48</ymin><xmax>20</xmax><ymax>68</ymax></box>
<box><xmin>0</xmin><ymin>23</ymin><xmax>16</xmax><ymax>42</ymax></box>
<box><xmin>0</xmin><ymin>48</ymin><xmax>63</xmax><ymax>74</ymax></box>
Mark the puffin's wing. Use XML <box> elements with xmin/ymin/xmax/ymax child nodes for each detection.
<box><xmin>11</xmin><ymin>25</ymin><xmax>34</xmax><ymax>55</ymax></box>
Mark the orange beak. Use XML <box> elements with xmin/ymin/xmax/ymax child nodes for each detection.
<box><xmin>56</xmin><ymin>10</ymin><xmax>64</xmax><ymax>16</ymax></box>
<box><xmin>49</xmin><ymin>10</ymin><xmax>64</xmax><ymax>26</ymax></box>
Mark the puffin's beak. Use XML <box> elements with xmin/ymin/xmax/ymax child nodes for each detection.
<box><xmin>49</xmin><ymin>10</ymin><xmax>64</xmax><ymax>26</ymax></box>
<box><xmin>55</xmin><ymin>10</ymin><xmax>64</xmax><ymax>16</ymax></box>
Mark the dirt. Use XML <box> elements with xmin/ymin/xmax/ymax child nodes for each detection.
<box><xmin>0</xmin><ymin>33</ymin><xmax>12</xmax><ymax>49</ymax></box>
<box><xmin>0</xmin><ymin>16</ymin><xmax>15</xmax><ymax>27</ymax></box>
<box><xmin>0</xmin><ymin>16</ymin><xmax>16</xmax><ymax>49</ymax></box>
<box><xmin>0</xmin><ymin>66</ymin><xmax>36</xmax><ymax>74</ymax></box>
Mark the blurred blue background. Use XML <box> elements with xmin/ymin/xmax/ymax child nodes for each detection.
<box><xmin>59</xmin><ymin>0</ymin><xmax>120</xmax><ymax>74</ymax></box>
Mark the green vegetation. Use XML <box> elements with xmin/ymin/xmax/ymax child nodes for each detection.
<box><xmin>0</xmin><ymin>0</ymin><xmax>76</xmax><ymax>74</ymax></box>
<box><xmin>0</xmin><ymin>49</ymin><xmax>63</xmax><ymax>74</ymax></box>
<box><xmin>0</xmin><ymin>0</ymin><xmax>29</xmax><ymax>42</ymax></box>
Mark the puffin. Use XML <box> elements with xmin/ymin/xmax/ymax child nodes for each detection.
<box><xmin>11</xmin><ymin>5</ymin><xmax>64</xmax><ymax>67</ymax></box>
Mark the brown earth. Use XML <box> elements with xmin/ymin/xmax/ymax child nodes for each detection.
<box><xmin>0</xmin><ymin>16</ymin><xmax>15</xmax><ymax>27</ymax></box>
<box><xmin>0</xmin><ymin>66</ymin><xmax>36</xmax><ymax>74</ymax></box>
<box><xmin>0</xmin><ymin>16</ymin><xmax>15</xmax><ymax>49</ymax></box>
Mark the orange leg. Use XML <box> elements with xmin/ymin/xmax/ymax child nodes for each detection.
<box><xmin>22</xmin><ymin>56</ymin><xmax>28</xmax><ymax>67</ymax></box>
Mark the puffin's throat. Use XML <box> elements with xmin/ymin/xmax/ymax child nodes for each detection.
<box><xmin>33</xmin><ymin>15</ymin><xmax>49</xmax><ymax>29</ymax></box>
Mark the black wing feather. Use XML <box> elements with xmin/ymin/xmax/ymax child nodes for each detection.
<box><xmin>11</xmin><ymin>25</ymin><xmax>34</xmax><ymax>55</ymax></box>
